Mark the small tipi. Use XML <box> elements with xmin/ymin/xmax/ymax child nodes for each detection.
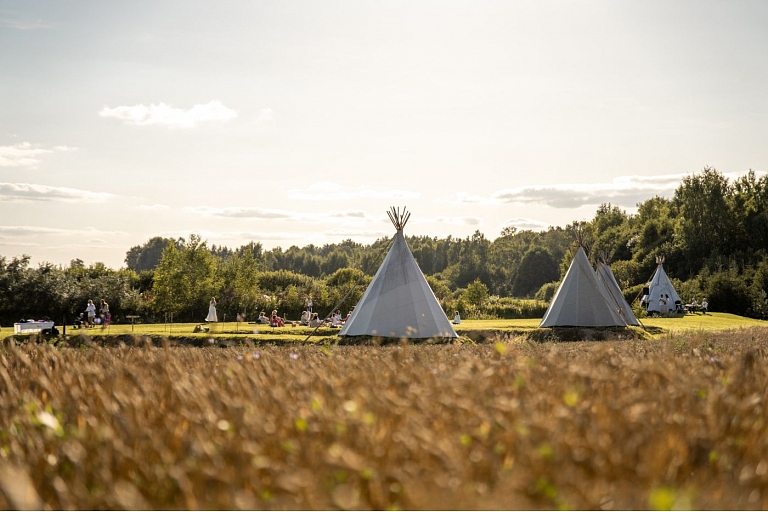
<box><xmin>339</xmin><ymin>207</ymin><xmax>457</xmax><ymax>339</ymax></box>
<box><xmin>647</xmin><ymin>256</ymin><xmax>681</xmax><ymax>314</ymax></box>
<box><xmin>540</xmin><ymin>246</ymin><xmax>628</xmax><ymax>328</ymax></box>
<box><xmin>595</xmin><ymin>258</ymin><xmax>640</xmax><ymax>326</ymax></box>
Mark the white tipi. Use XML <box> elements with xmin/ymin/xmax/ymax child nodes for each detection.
<box><xmin>647</xmin><ymin>256</ymin><xmax>681</xmax><ymax>314</ymax></box>
<box><xmin>595</xmin><ymin>260</ymin><xmax>641</xmax><ymax>326</ymax></box>
<box><xmin>339</xmin><ymin>207</ymin><xmax>457</xmax><ymax>339</ymax></box>
<box><xmin>540</xmin><ymin>246</ymin><xmax>628</xmax><ymax>328</ymax></box>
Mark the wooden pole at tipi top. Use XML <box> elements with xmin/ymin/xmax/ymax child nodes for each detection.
<box><xmin>386</xmin><ymin>206</ymin><xmax>410</xmax><ymax>231</ymax></box>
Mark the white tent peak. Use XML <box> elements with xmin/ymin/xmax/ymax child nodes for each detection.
<box><xmin>387</xmin><ymin>206</ymin><xmax>411</xmax><ymax>231</ymax></box>
<box><xmin>339</xmin><ymin>207</ymin><xmax>457</xmax><ymax>339</ymax></box>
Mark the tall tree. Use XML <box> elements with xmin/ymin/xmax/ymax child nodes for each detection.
<box><xmin>673</xmin><ymin>167</ymin><xmax>734</xmax><ymax>275</ymax></box>
<box><xmin>125</xmin><ymin>237</ymin><xmax>179</xmax><ymax>272</ymax></box>
<box><xmin>511</xmin><ymin>247</ymin><xmax>559</xmax><ymax>298</ymax></box>
<box><xmin>152</xmin><ymin>234</ymin><xmax>219</xmax><ymax>321</ymax></box>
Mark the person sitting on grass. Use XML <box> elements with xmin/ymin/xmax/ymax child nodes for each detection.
<box><xmin>309</xmin><ymin>312</ymin><xmax>323</xmax><ymax>328</ymax></box>
<box><xmin>331</xmin><ymin>309</ymin><xmax>342</xmax><ymax>327</ymax></box>
<box><xmin>256</xmin><ymin>312</ymin><xmax>269</xmax><ymax>324</ymax></box>
<box><xmin>270</xmin><ymin>310</ymin><xmax>284</xmax><ymax>327</ymax></box>
<box><xmin>453</xmin><ymin>311</ymin><xmax>461</xmax><ymax>325</ymax></box>
<box><xmin>300</xmin><ymin>310</ymin><xmax>310</xmax><ymax>325</ymax></box>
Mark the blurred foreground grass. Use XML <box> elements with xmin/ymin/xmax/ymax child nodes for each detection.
<box><xmin>1</xmin><ymin>328</ymin><xmax>768</xmax><ymax>509</ymax></box>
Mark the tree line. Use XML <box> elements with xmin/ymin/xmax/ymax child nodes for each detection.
<box><xmin>2</xmin><ymin>167</ymin><xmax>767</xmax><ymax>326</ymax></box>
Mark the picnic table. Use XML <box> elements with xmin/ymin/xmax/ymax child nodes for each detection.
<box><xmin>14</xmin><ymin>320</ymin><xmax>55</xmax><ymax>334</ymax></box>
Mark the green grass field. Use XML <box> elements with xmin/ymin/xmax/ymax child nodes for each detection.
<box><xmin>3</xmin><ymin>312</ymin><xmax>766</xmax><ymax>343</ymax></box>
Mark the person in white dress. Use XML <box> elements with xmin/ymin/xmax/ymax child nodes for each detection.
<box><xmin>85</xmin><ymin>300</ymin><xmax>96</xmax><ymax>327</ymax></box>
<box><xmin>206</xmin><ymin>298</ymin><xmax>218</xmax><ymax>322</ymax></box>
<box><xmin>452</xmin><ymin>311</ymin><xmax>461</xmax><ymax>325</ymax></box>
<box><xmin>331</xmin><ymin>309</ymin><xmax>342</xmax><ymax>327</ymax></box>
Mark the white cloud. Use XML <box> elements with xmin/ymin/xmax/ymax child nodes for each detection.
<box><xmin>448</xmin><ymin>171</ymin><xmax>768</xmax><ymax>210</ymax></box>
<box><xmin>490</xmin><ymin>174</ymin><xmax>685</xmax><ymax>208</ymax></box>
<box><xmin>490</xmin><ymin>171</ymin><xmax>768</xmax><ymax>209</ymax></box>
<box><xmin>411</xmin><ymin>216</ymin><xmax>483</xmax><ymax>227</ymax></box>
<box><xmin>185</xmin><ymin>205</ymin><xmax>368</xmax><ymax>222</ymax></box>
<box><xmin>491</xmin><ymin>174</ymin><xmax>685</xmax><ymax>209</ymax></box>
<box><xmin>449</xmin><ymin>192</ymin><xmax>496</xmax><ymax>205</ymax></box>
<box><xmin>287</xmin><ymin>182</ymin><xmax>421</xmax><ymax>202</ymax></box>
<box><xmin>0</xmin><ymin>142</ymin><xmax>51</xmax><ymax>167</ymax></box>
<box><xmin>98</xmin><ymin>100</ymin><xmax>238</xmax><ymax>128</ymax></box>
<box><xmin>0</xmin><ymin>226</ymin><xmax>69</xmax><ymax>237</ymax></box>
<box><xmin>158</xmin><ymin>229</ymin><xmax>307</xmax><ymax>243</ymax></box>
<box><xmin>137</xmin><ymin>204</ymin><xmax>171</xmax><ymax>211</ymax></box>
<box><xmin>0</xmin><ymin>226</ymin><xmax>126</xmax><ymax>238</ymax></box>
<box><xmin>185</xmin><ymin>206</ymin><xmax>295</xmax><ymax>219</ymax></box>
<box><xmin>321</xmin><ymin>228</ymin><xmax>390</xmax><ymax>239</ymax></box>
<box><xmin>0</xmin><ymin>183</ymin><xmax>113</xmax><ymax>202</ymax></box>
<box><xmin>0</xmin><ymin>142</ymin><xmax>79</xmax><ymax>167</ymax></box>
<box><xmin>502</xmin><ymin>217</ymin><xmax>551</xmax><ymax>231</ymax></box>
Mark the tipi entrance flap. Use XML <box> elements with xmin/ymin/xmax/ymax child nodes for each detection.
<box><xmin>647</xmin><ymin>262</ymin><xmax>681</xmax><ymax>313</ymax></box>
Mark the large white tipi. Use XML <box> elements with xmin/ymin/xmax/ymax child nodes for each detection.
<box><xmin>339</xmin><ymin>207</ymin><xmax>457</xmax><ymax>339</ymax></box>
<box><xmin>540</xmin><ymin>246</ymin><xmax>628</xmax><ymax>328</ymax></box>
<box><xmin>647</xmin><ymin>256</ymin><xmax>681</xmax><ymax>314</ymax></box>
<box><xmin>595</xmin><ymin>260</ymin><xmax>641</xmax><ymax>326</ymax></box>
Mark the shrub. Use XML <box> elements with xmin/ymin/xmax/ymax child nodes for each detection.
<box><xmin>704</xmin><ymin>268</ymin><xmax>751</xmax><ymax>315</ymax></box>
<box><xmin>534</xmin><ymin>281</ymin><xmax>559</xmax><ymax>302</ymax></box>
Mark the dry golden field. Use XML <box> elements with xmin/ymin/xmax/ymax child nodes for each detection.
<box><xmin>1</xmin><ymin>329</ymin><xmax>768</xmax><ymax>510</ymax></box>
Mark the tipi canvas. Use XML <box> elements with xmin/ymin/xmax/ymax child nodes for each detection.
<box><xmin>540</xmin><ymin>247</ymin><xmax>628</xmax><ymax>328</ymax></box>
<box><xmin>595</xmin><ymin>261</ymin><xmax>640</xmax><ymax>326</ymax></box>
<box><xmin>647</xmin><ymin>259</ymin><xmax>681</xmax><ymax>314</ymax></box>
<box><xmin>339</xmin><ymin>208</ymin><xmax>457</xmax><ymax>339</ymax></box>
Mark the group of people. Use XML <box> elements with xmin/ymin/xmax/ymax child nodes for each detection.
<box><xmin>688</xmin><ymin>297</ymin><xmax>709</xmax><ymax>314</ymax></box>
<box><xmin>202</xmin><ymin>295</ymin><xmax>362</xmax><ymax>329</ymax></box>
<box><xmin>74</xmin><ymin>298</ymin><xmax>111</xmax><ymax>329</ymax></box>
<box><xmin>299</xmin><ymin>308</ymin><xmax>350</xmax><ymax>327</ymax></box>
<box><xmin>639</xmin><ymin>292</ymin><xmax>709</xmax><ymax>316</ymax></box>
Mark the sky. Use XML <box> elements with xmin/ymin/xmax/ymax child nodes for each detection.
<box><xmin>2</xmin><ymin>1</ymin><xmax>768</xmax><ymax>269</ymax></box>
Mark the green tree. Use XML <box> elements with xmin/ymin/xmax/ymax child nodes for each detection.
<box><xmin>125</xmin><ymin>237</ymin><xmax>179</xmax><ymax>272</ymax></box>
<box><xmin>464</xmin><ymin>278</ymin><xmax>489</xmax><ymax>308</ymax></box>
<box><xmin>511</xmin><ymin>247</ymin><xmax>559</xmax><ymax>298</ymax></box>
<box><xmin>673</xmin><ymin>167</ymin><xmax>734</xmax><ymax>275</ymax></box>
<box><xmin>152</xmin><ymin>234</ymin><xmax>219</xmax><ymax>321</ymax></box>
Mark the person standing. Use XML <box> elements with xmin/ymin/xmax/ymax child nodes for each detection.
<box><xmin>99</xmin><ymin>299</ymin><xmax>110</xmax><ymax>329</ymax></box>
<box><xmin>85</xmin><ymin>299</ymin><xmax>96</xmax><ymax>327</ymax></box>
<box><xmin>305</xmin><ymin>295</ymin><xmax>313</xmax><ymax>314</ymax></box>
<box><xmin>206</xmin><ymin>298</ymin><xmax>218</xmax><ymax>322</ymax></box>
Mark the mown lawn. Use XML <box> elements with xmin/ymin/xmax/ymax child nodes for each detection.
<box><xmin>2</xmin><ymin>312</ymin><xmax>766</xmax><ymax>343</ymax></box>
